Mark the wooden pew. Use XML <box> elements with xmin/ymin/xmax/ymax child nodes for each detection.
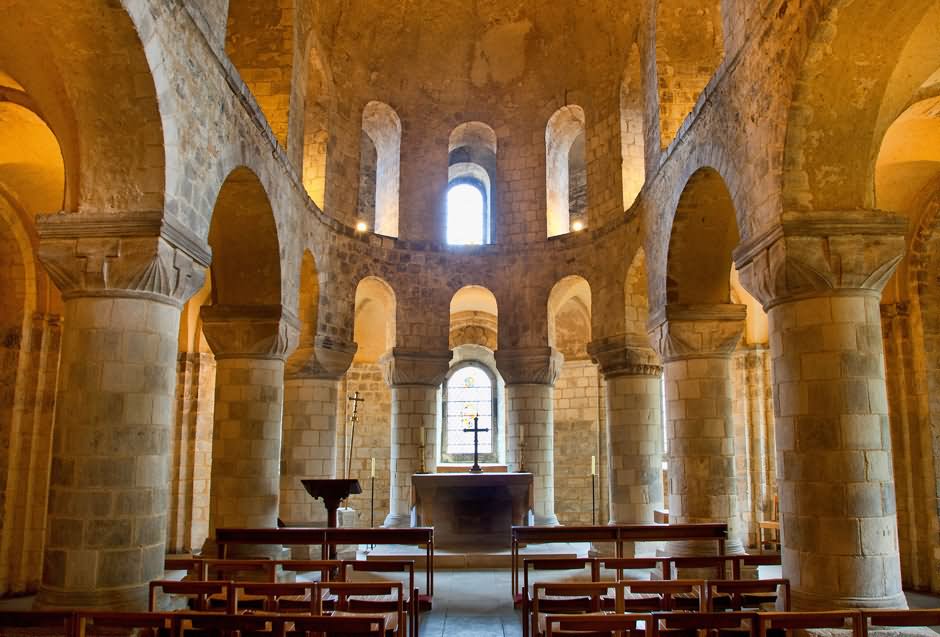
<box><xmin>544</xmin><ymin>613</ymin><xmax>649</xmax><ymax>637</ymax></box>
<box><xmin>325</xmin><ymin>528</ymin><xmax>434</xmax><ymax>603</ymax></box>
<box><xmin>860</xmin><ymin>609</ymin><xmax>940</xmax><ymax>637</ymax></box>
<box><xmin>757</xmin><ymin>611</ymin><xmax>861</xmax><ymax>637</ymax></box>
<box><xmin>511</xmin><ymin>523</ymin><xmax>728</xmax><ymax>602</ymax></box>
<box><xmin>214</xmin><ymin>527</ymin><xmax>327</xmax><ymax>559</ymax></box>
<box><xmin>75</xmin><ymin>611</ymin><xmax>173</xmax><ymax>637</ymax></box>
<box><xmin>522</xmin><ymin>558</ymin><xmax>599</xmax><ymax>637</ymax></box>
<box><xmin>650</xmin><ymin>610</ymin><xmax>757</xmax><ymax>637</ymax></box>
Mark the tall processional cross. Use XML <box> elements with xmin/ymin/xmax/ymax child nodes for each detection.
<box><xmin>463</xmin><ymin>414</ymin><xmax>489</xmax><ymax>473</ymax></box>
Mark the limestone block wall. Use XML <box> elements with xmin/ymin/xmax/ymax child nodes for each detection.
<box><xmin>553</xmin><ymin>360</ymin><xmax>604</xmax><ymax>525</ymax></box>
<box><xmin>168</xmin><ymin>352</ymin><xmax>215</xmax><ymax>554</ymax></box>
<box><xmin>338</xmin><ymin>363</ymin><xmax>392</xmax><ymax>526</ymax></box>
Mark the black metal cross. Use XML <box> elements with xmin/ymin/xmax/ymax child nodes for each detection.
<box><xmin>463</xmin><ymin>415</ymin><xmax>489</xmax><ymax>473</ymax></box>
<box><xmin>348</xmin><ymin>391</ymin><xmax>365</xmax><ymax>417</ymax></box>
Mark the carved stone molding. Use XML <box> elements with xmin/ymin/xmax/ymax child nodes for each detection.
<box><xmin>36</xmin><ymin>211</ymin><xmax>211</xmax><ymax>308</ymax></box>
<box><xmin>380</xmin><ymin>348</ymin><xmax>453</xmax><ymax>387</ymax></box>
<box><xmin>494</xmin><ymin>347</ymin><xmax>564</xmax><ymax>386</ymax></box>
<box><xmin>201</xmin><ymin>304</ymin><xmax>300</xmax><ymax>361</ymax></box>
<box><xmin>648</xmin><ymin>305</ymin><xmax>746</xmax><ymax>363</ymax></box>
<box><xmin>587</xmin><ymin>334</ymin><xmax>662</xmax><ymax>378</ymax></box>
<box><xmin>285</xmin><ymin>335</ymin><xmax>358</xmax><ymax>380</ymax></box>
<box><xmin>733</xmin><ymin>210</ymin><xmax>907</xmax><ymax>310</ymax></box>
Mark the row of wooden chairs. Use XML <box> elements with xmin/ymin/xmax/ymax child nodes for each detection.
<box><xmin>150</xmin><ymin>580</ymin><xmax>412</xmax><ymax>636</ymax></box>
<box><xmin>163</xmin><ymin>558</ymin><xmax>419</xmax><ymax>636</ymax></box>
<box><xmin>526</xmin><ymin>580</ymin><xmax>789</xmax><ymax>637</ymax></box>
<box><xmin>0</xmin><ymin>609</ymin><xmax>386</xmax><ymax>636</ymax></box>
<box><xmin>541</xmin><ymin>608</ymin><xmax>940</xmax><ymax>637</ymax></box>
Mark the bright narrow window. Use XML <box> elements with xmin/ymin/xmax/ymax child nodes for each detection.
<box><xmin>442</xmin><ymin>364</ymin><xmax>495</xmax><ymax>462</ymax></box>
<box><xmin>446</xmin><ymin>182</ymin><xmax>485</xmax><ymax>245</ymax></box>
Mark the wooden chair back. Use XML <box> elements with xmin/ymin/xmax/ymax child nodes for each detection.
<box><xmin>599</xmin><ymin>558</ymin><xmax>665</xmax><ymax>583</ymax></box>
<box><xmin>530</xmin><ymin>582</ymin><xmax>624</xmax><ymax>637</ymax></box>
<box><xmin>236</xmin><ymin>581</ymin><xmax>320</xmax><ymax>614</ymax></box>
<box><xmin>860</xmin><ymin>609</ymin><xmax>940</xmax><ymax>637</ymax></box>
<box><xmin>730</xmin><ymin>554</ymin><xmax>781</xmax><ymax>579</ymax></box>
<box><xmin>174</xmin><ymin>611</ymin><xmax>282</xmax><ymax>636</ymax></box>
<box><xmin>149</xmin><ymin>579</ymin><xmax>236</xmax><ymax>613</ymax></box>
<box><xmin>623</xmin><ymin>580</ymin><xmax>705</xmax><ymax>612</ymax></box>
<box><xmin>757</xmin><ymin>611</ymin><xmax>861</xmax><ymax>637</ymax></box>
<box><xmin>284</xmin><ymin>613</ymin><xmax>387</xmax><ymax>636</ymax></box>
<box><xmin>76</xmin><ymin>611</ymin><xmax>173</xmax><ymax>637</ymax></box>
<box><xmin>663</xmin><ymin>556</ymin><xmax>734</xmax><ymax>580</ymax></box>
<box><xmin>276</xmin><ymin>559</ymin><xmax>343</xmax><ymax>583</ymax></box>
<box><xmin>707</xmin><ymin>579</ymin><xmax>789</xmax><ymax>611</ymax></box>
<box><xmin>650</xmin><ymin>611</ymin><xmax>757</xmax><ymax>637</ymax></box>
<box><xmin>320</xmin><ymin>581</ymin><xmax>405</xmax><ymax>637</ymax></box>
<box><xmin>544</xmin><ymin>612</ymin><xmax>649</xmax><ymax>637</ymax></box>
<box><xmin>198</xmin><ymin>558</ymin><xmax>277</xmax><ymax>583</ymax></box>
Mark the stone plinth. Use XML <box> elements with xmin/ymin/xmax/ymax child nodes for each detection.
<box><xmin>412</xmin><ymin>472</ymin><xmax>532</xmax><ymax>547</ymax></box>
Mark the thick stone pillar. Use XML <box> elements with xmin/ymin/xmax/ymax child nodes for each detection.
<box><xmin>649</xmin><ymin>305</ymin><xmax>747</xmax><ymax>556</ymax></box>
<box><xmin>34</xmin><ymin>213</ymin><xmax>208</xmax><ymax>609</ymax></box>
<box><xmin>495</xmin><ymin>347</ymin><xmax>563</xmax><ymax>526</ymax></box>
<box><xmin>588</xmin><ymin>336</ymin><xmax>664</xmax><ymax>531</ymax></box>
<box><xmin>201</xmin><ymin>305</ymin><xmax>298</xmax><ymax>556</ymax></box>
<box><xmin>380</xmin><ymin>349</ymin><xmax>451</xmax><ymax>528</ymax></box>
<box><xmin>736</xmin><ymin>210</ymin><xmax>908</xmax><ymax>610</ymax></box>
<box><xmin>280</xmin><ymin>337</ymin><xmax>356</xmax><ymax>525</ymax></box>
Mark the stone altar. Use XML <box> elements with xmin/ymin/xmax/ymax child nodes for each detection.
<box><xmin>412</xmin><ymin>472</ymin><xmax>533</xmax><ymax>548</ymax></box>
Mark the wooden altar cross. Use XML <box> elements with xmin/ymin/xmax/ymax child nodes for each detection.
<box><xmin>463</xmin><ymin>414</ymin><xmax>489</xmax><ymax>473</ymax></box>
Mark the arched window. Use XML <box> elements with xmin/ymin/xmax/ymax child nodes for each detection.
<box><xmin>446</xmin><ymin>179</ymin><xmax>487</xmax><ymax>245</ymax></box>
<box><xmin>447</xmin><ymin>122</ymin><xmax>497</xmax><ymax>245</ymax></box>
<box><xmin>359</xmin><ymin>101</ymin><xmax>401</xmax><ymax>237</ymax></box>
<box><xmin>441</xmin><ymin>363</ymin><xmax>497</xmax><ymax>464</ymax></box>
<box><xmin>546</xmin><ymin>105</ymin><xmax>587</xmax><ymax>237</ymax></box>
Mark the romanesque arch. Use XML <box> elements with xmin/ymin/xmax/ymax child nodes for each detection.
<box><xmin>359</xmin><ymin>102</ymin><xmax>402</xmax><ymax>237</ymax></box>
<box><xmin>546</xmin><ymin>106</ymin><xmax>587</xmax><ymax>237</ymax></box>
<box><xmin>301</xmin><ymin>39</ymin><xmax>334</xmax><ymax>210</ymax></box>
<box><xmin>448</xmin><ymin>122</ymin><xmax>497</xmax><ymax>245</ymax></box>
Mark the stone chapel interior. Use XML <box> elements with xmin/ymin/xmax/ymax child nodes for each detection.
<box><xmin>2</xmin><ymin>0</ymin><xmax>940</xmax><ymax>621</ymax></box>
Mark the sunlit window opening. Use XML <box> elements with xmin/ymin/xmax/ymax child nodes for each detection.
<box><xmin>446</xmin><ymin>182</ymin><xmax>485</xmax><ymax>246</ymax></box>
<box><xmin>444</xmin><ymin>365</ymin><xmax>494</xmax><ymax>458</ymax></box>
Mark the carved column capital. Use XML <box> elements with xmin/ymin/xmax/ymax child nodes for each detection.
<box><xmin>587</xmin><ymin>334</ymin><xmax>662</xmax><ymax>378</ymax></box>
<box><xmin>648</xmin><ymin>304</ymin><xmax>746</xmax><ymax>363</ymax></box>
<box><xmin>285</xmin><ymin>335</ymin><xmax>358</xmax><ymax>380</ymax></box>
<box><xmin>733</xmin><ymin>210</ymin><xmax>907</xmax><ymax>310</ymax></box>
<box><xmin>201</xmin><ymin>304</ymin><xmax>300</xmax><ymax>361</ymax></box>
<box><xmin>494</xmin><ymin>347</ymin><xmax>564</xmax><ymax>385</ymax></box>
<box><xmin>379</xmin><ymin>348</ymin><xmax>453</xmax><ymax>387</ymax></box>
<box><xmin>36</xmin><ymin>211</ymin><xmax>211</xmax><ymax>308</ymax></box>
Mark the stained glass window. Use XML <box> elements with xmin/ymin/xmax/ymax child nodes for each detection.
<box><xmin>442</xmin><ymin>364</ymin><xmax>496</xmax><ymax>462</ymax></box>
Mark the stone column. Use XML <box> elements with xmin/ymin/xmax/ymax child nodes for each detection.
<box><xmin>735</xmin><ymin>210</ymin><xmax>908</xmax><ymax>610</ymax></box>
<box><xmin>201</xmin><ymin>305</ymin><xmax>298</xmax><ymax>557</ymax></box>
<box><xmin>649</xmin><ymin>305</ymin><xmax>747</xmax><ymax>557</ymax></box>
<box><xmin>495</xmin><ymin>347</ymin><xmax>563</xmax><ymax>526</ymax></box>
<box><xmin>33</xmin><ymin>213</ymin><xmax>208</xmax><ymax>610</ymax></box>
<box><xmin>280</xmin><ymin>337</ymin><xmax>356</xmax><ymax>525</ymax></box>
<box><xmin>587</xmin><ymin>335</ymin><xmax>664</xmax><ymax>533</ymax></box>
<box><xmin>380</xmin><ymin>348</ymin><xmax>451</xmax><ymax>528</ymax></box>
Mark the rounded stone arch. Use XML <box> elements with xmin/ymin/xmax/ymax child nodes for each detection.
<box><xmin>225</xmin><ymin>0</ymin><xmax>295</xmax><ymax>147</ymax></box>
<box><xmin>0</xmin><ymin>1</ymin><xmax>165</xmax><ymax>213</ymax></box>
<box><xmin>783</xmin><ymin>0</ymin><xmax>940</xmax><ymax>211</ymax></box>
<box><xmin>655</xmin><ymin>0</ymin><xmax>724</xmax><ymax>149</ymax></box>
<box><xmin>353</xmin><ymin>276</ymin><xmax>397</xmax><ymax>364</ymax></box>
<box><xmin>665</xmin><ymin>167</ymin><xmax>741</xmax><ymax>306</ymax></box>
<box><xmin>360</xmin><ymin>101</ymin><xmax>401</xmax><ymax>237</ymax></box>
<box><xmin>448</xmin><ymin>121</ymin><xmax>498</xmax><ymax>245</ymax></box>
<box><xmin>545</xmin><ymin>105</ymin><xmax>588</xmax><ymax>237</ymax></box>
<box><xmin>449</xmin><ymin>285</ymin><xmax>499</xmax><ymax>351</ymax></box>
<box><xmin>207</xmin><ymin>167</ymin><xmax>282</xmax><ymax>307</ymax></box>
<box><xmin>548</xmin><ymin>275</ymin><xmax>593</xmax><ymax>360</ymax></box>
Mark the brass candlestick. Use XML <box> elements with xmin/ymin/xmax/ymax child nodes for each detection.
<box><xmin>418</xmin><ymin>442</ymin><xmax>427</xmax><ymax>474</ymax></box>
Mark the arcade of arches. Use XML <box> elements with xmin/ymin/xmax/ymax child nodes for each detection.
<box><xmin>1</xmin><ymin>0</ymin><xmax>940</xmax><ymax>617</ymax></box>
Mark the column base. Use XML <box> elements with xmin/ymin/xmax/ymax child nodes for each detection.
<box><xmin>383</xmin><ymin>513</ymin><xmax>413</xmax><ymax>529</ymax></box>
<box><xmin>789</xmin><ymin>588</ymin><xmax>908</xmax><ymax>611</ymax></box>
<box><xmin>533</xmin><ymin>513</ymin><xmax>560</xmax><ymax>526</ymax></box>
<box><xmin>35</xmin><ymin>583</ymin><xmax>149</xmax><ymax>611</ymax></box>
